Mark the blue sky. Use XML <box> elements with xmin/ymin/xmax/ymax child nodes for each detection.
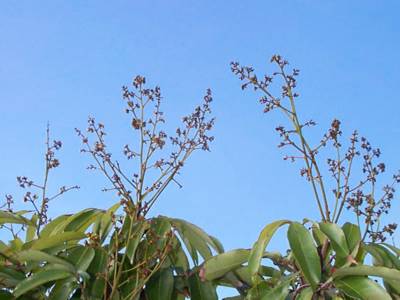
<box><xmin>1</xmin><ymin>1</ymin><xmax>400</xmax><ymax>297</ymax></box>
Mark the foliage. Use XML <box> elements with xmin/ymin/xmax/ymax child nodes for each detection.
<box><xmin>0</xmin><ymin>77</ymin><xmax>223</xmax><ymax>299</ymax></box>
<box><xmin>201</xmin><ymin>56</ymin><xmax>400</xmax><ymax>299</ymax></box>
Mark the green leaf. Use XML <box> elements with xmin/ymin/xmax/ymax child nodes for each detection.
<box><xmin>172</xmin><ymin>218</ymin><xmax>221</xmax><ymax>263</ymax></box>
<box><xmin>312</xmin><ymin>224</ymin><xmax>327</xmax><ymax>247</ymax></box>
<box><xmin>297</xmin><ymin>287</ymin><xmax>313</xmax><ymax>300</ymax></box>
<box><xmin>0</xmin><ymin>290</ymin><xmax>14</xmax><ymax>300</ymax></box>
<box><xmin>48</xmin><ymin>278</ymin><xmax>78</xmax><ymax>300</ymax></box>
<box><xmin>64</xmin><ymin>208</ymin><xmax>103</xmax><ymax>232</ymax></box>
<box><xmin>342</xmin><ymin>222</ymin><xmax>361</xmax><ymax>253</ymax></box>
<box><xmin>382</xmin><ymin>243</ymin><xmax>400</xmax><ymax>257</ymax></box>
<box><xmin>9</xmin><ymin>237</ymin><xmax>23</xmax><ymax>251</ymax></box>
<box><xmin>364</xmin><ymin>244</ymin><xmax>400</xmax><ymax>269</ymax></box>
<box><xmin>16</xmin><ymin>250</ymin><xmax>75</xmax><ymax>272</ymax></box>
<box><xmin>287</xmin><ymin>222</ymin><xmax>321</xmax><ymax>290</ymax></box>
<box><xmin>25</xmin><ymin>214</ymin><xmax>38</xmax><ymax>242</ymax></box>
<box><xmin>188</xmin><ymin>273</ymin><xmax>218</xmax><ymax>300</ymax></box>
<box><xmin>248</xmin><ymin>220</ymin><xmax>290</xmax><ymax>282</ymax></box>
<box><xmin>126</xmin><ymin>221</ymin><xmax>148</xmax><ymax>264</ymax></box>
<box><xmin>319</xmin><ymin>222</ymin><xmax>349</xmax><ymax>258</ymax></box>
<box><xmin>247</xmin><ymin>281</ymin><xmax>271</xmax><ymax>299</ymax></box>
<box><xmin>87</xmin><ymin>247</ymin><xmax>108</xmax><ymax>274</ymax></box>
<box><xmin>167</xmin><ymin>237</ymin><xmax>190</xmax><ymax>271</ymax></box>
<box><xmin>332</xmin><ymin>265</ymin><xmax>400</xmax><ymax>282</ymax></box>
<box><xmin>0</xmin><ymin>266</ymin><xmax>25</xmax><ymax>287</ymax></box>
<box><xmin>66</xmin><ymin>246</ymin><xmax>95</xmax><ymax>272</ymax></box>
<box><xmin>260</xmin><ymin>277</ymin><xmax>291</xmax><ymax>300</ymax></box>
<box><xmin>94</xmin><ymin>201</ymin><xmax>120</xmax><ymax>243</ymax></box>
<box><xmin>86</xmin><ymin>248</ymin><xmax>108</xmax><ymax>299</ymax></box>
<box><xmin>24</xmin><ymin>232</ymin><xmax>86</xmax><ymax>250</ymax></box>
<box><xmin>13</xmin><ymin>267</ymin><xmax>72</xmax><ymax>297</ymax></box>
<box><xmin>203</xmin><ymin>249</ymin><xmax>249</xmax><ymax>281</ymax></box>
<box><xmin>40</xmin><ymin>215</ymin><xmax>70</xmax><ymax>237</ymax></box>
<box><xmin>0</xmin><ymin>210</ymin><xmax>35</xmax><ymax>226</ymax></box>
<box><xmin>145</xmin><ymin>268</ymin><xmax>174</xmax><ymax>300</ymax></box>
<box><xmin>334</xmin><ymin>276</ymin><xmax>391</xmax><ymax>300</ymax></box>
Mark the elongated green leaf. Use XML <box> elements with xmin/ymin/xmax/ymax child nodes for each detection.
<box><xmin>64</xmin><ymin>208</ymin><xmax>103</xmax><ymax>232</ymax></box>
<box><xmin>247</xmin><ymin>281</ymin><xmax>271</xmax><ymax>299</ymax></box>
<box><xmin>94</xmin><ymin>201</ymin><xmax>120</xmax><ymax>243</ymax></box>
<box><xmin>342</xmin><ymin>222</ymin><xmax>361</xmax><ymax>253</ymax></box>
<box><xmin>0</xmin><ymin>266</ymin><xmax>25</xmax><ymax>287</ymax></box>
<box><xmin>87</xmin><ymin>247</ymin><xmax>108</xmax><ymax>274</ymax></box>
<box><xmin>203</xmin><ymin>249</ymin><xmax>249</xmax><ymax>280</ymax></box>
<box><xmin>382</xmin><ymin>243</ymin><xmax>400</xmax><ymax>257</ymax></box>
<box><xmin>9</xmin><ymin>237</ymin><xmax>23</xmax><ymax>251</ymax></box>
<box><xmin>260</xmin><ymin>277</ymin><xmax>291</xmax><ymax>300</ymax></box>
<box><xmin>126</xmin><ymin>221</ymin><xmax>148</xmax><ymax>264</ymax></box>
<box><xmin>188</xmin><ymin>273</ymin><xmax>218</xmax><ymax>300</ymax></box>
<box><xmin>40</xmin><ymin>215</ymin><xmax>70</xmax><ymax>237</ymax></box>
<box><xmin>312</xmin><ymin>224</ymin><xmax>327</xmax><ymax>246</ymax></box>
<box><xmin>67</xmin><ymin>246</ymin><xmax>95</xmax><ymax>272</ymax></box>
<box><xmin>86</xmin><ymin>248</ymin><xmax>108</xmax><ymax>299</ymax></box>
<box><xmin>334</xmin><ymin>276</ymin><xmax>391</xmax><ymax>300</ymax></box>
<box><xmin>0</xmin><ymin>211</ymin><xmax>35</xmax><ymax>226</ymax></box>
<box><xmin>297</xmin><ymin>287</ymin><xmax>313</xmax><ymax>300</ymax></box>
<box><xmin>365</xmin><ymin>244</ymin><xmax>400</xmax><ymax>269</ymax></box>
<box><xmin>0</xmin><ymin>290</ymin><xmax>13</xmax><ymax>300</ymax></box>
<box><xmin>248</xmin><ymin>220</ymin><xmax>290</xmax><ymax>282</ymax></box>
<box><xmin>167</xmin><ymin>237</ymin><xmax>190</xmax><ymax>271</ymax></box>
<box><xmin>288</xmin><ymin>222</ymin><xmax>321</xmax><ymax>290</ymax></box>
<box><xmin>24</xmin><ymin>232</ymin><xmax>86</xmax><ymax>250</ymax></box>
<box><xmin>173</xmin><ymin>218</ymin><xmax>221</xmax><ymax>253</ymax></box>
<box><xmin>172</xmin><ymin>218</ymin><xmax>221</xmax><ymax>263</ymax></box>
<box><xmin>319</xmin><ymin>222</ymin><xmax>349</xmax><ymax>258</ymax></box>
<box><xmin>25</xmin><ymin>214</ymin><xmax>38</xmax><ymax>242</ymax></box>
<box><xmin>210</xmin><ymin>235</ymin><xmax>224</xmax><ymax>253</ymax></box>
<box><xmin>332</xmin><ymin>265</ymin><xmax>400</xmax><ymax>282</ymax></box>
<box><xmin>13</xmin><ymin>267</ymin><xmax>72</xmax><ymax>297</ymax></box>
<box><xmin>16</xmin><ymin>250</ymin><xmax>75</xmax><ymax>272</ymax></box>
<box><xmin>48</xmin><ymin>278</ymin><xmax>78</xmax><ymax>300</ymax></box>
<box><xmin>145</xmin><ymin>268</ymin><xmax>174</xmax><ymax>300</ymax></box>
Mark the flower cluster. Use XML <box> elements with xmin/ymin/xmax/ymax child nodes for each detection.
<box><xmin>231</xmin><ymin>55</ymin><xmax>398</xmax><ymax>242</ymax></box>
<box><xmin>76</xmin><ymin>75</ymin><xmax>214</xmax><ymax>218</ymax></box>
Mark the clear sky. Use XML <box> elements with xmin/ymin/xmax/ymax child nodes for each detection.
<box><xmin>1</xmin><ymin>1</ymin><xmax>399</xmax><ymax>297</ymax></box>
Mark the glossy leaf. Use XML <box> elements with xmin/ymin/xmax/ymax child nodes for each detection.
<box><xmin>248</xmin><ymin>220</ymin><xmax>290</xmax><ymax>282</ymax></box>
<box><xmin>260</xmin><ymin>277</ymin><xmax>291</xmax><ymax>300</ymax></box>
<box><xmin>319</xmin><ymin>222</ymin><xmax>349</xmax><ymax>258</ymax></box>
<box><xmin>64</xmin><ymin>208</ymin><xmax>103</xmax><ymax>232</ymax></box>
<box><xmin>332</xmin><ymin>265</ymin><xmax>400</xmax><ymax>282</ymax></box>
<box><xmin>48</xmin><ymin>278</ymin><xmax>78</xmax><ymax>300</ymax></box>
<box><xmin>342</xmin><ymin>222</ymin><xmax>361</xmax><ymax>253</ymax></box>
<box><xmin>126</xmin><ymin>220</ymin><xmax>148</xmax><ymax>264</ymax></box>
<box><xmin>203</xmin><ymin>249</ymin><xmax>249</xmax><ymax>280</ymax></box>
<box><xmin>334</xmin><ymin>276</ymin><xmax>391</xmax><ymax>300</ymax></box>
<box><xmin>13</xmin><ymin>267</ymin><xmax>72</xmax><ymax>297</ymax></box>
<box><xmin>145</xmin><ymin>268</ymin><xmax>174</xmax><ymax>300</ymax></box>
<box><xmin>16</xmin><ymin>250</ymin><xmax>75</xmax><ymax>272</ymax></box>
<box><xmin>288</xmin><ymin>222</ymin><xmax>321</xmax><ymax>290</ymax></box>
<box><xmin>24</xmin><ymin>232</ymin><xmax>86</xmax><ymax>250</ymax></box>
<box><xmin>0</xmin><ymin>266</ymin><xmax>25</xmax><ymax>287</ymax></box>
<box><xmin>25</xmin><ymin>214</ymin><xmax>38</xmax><ymax>242</ymax></box>
<box><xmin>86</xmin><ymin>248</ymin><xmax>108</xmax><ymax>299</ymax></box>
<box><xmin>297</xmin><ymin>287</ymin><xmax>313</xmax><ymax>300</ymax></box>
<box><xmin>0</xmin><ymin>211</ymin><xmax>35</xmax><ymax>226</ymax></box>
<box><xmin>66</xmin><ymin>246</ymin><xmax>95</xmax><ymax>272</ymax></box>
<box><xmin>189</xmin><ymin>273</ymin><xmax>218</xmax><ymax>300</ymax></box>
<box><xmin>40</xmin><ymin>215</ymin><xmax>70</xmax><ymax>237</ymax></box>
